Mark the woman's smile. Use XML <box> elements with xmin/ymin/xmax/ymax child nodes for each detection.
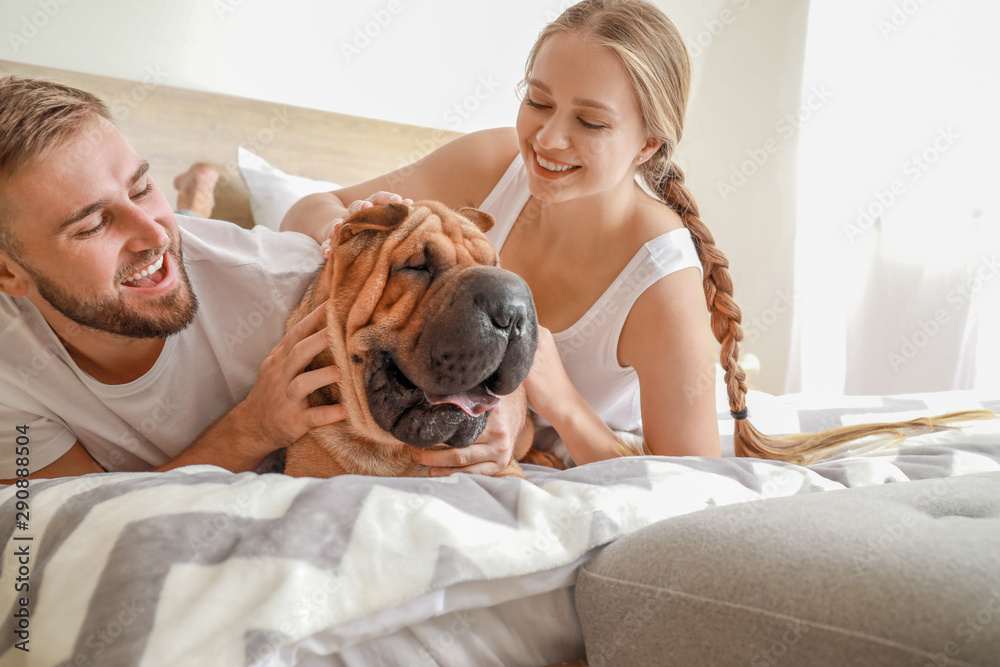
<box><xmin>531</xmin><ymin>150</ymin><xmax>582</xmax><ymax>179</ymax></box>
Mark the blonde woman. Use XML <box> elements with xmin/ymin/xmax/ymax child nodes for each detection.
<box><xmin>285</xmin><ymin>0</ymin><xmax>975</xmax><ymax>470</ymax></box>
<box><xmin>284</xmin><ymin>0</ymin><xmax>729</xmax><ymax>470</ymax></box>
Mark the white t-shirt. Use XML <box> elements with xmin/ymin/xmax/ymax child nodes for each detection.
<box><xmin>479</xmin><ymin>158</ymin><xmax>703</xmax><ymax>433</ymax></box>
<box><xmin>0</xmin><ymin>215</ymin><xmax>322</xmax><ymax>477</ymax></box>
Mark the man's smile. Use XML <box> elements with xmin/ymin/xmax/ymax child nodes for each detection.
<box><xmin>122</xmin><ymin>253</ymin><xmax>165</xmax><ymax>287</ymax></box>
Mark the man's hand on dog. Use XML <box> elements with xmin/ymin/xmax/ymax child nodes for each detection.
<box><xmin>411</xmin><ymin>392</ymin><xmax>521</xmax><ymax>476</ymax></box>
<box><xmin>236</xmin><ymin>301</ymin><xmax>345</xmax><ymax>454</ymax></box>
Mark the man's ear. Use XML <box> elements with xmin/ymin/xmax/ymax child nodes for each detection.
<box><xmin>0</xmin><ymin>253</ymin><xmax>30</xmax><ymax>298</ymax></box>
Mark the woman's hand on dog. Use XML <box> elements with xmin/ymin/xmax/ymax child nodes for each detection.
<box><xmin>411</xmin><ymin>392</ymin><xmax>522</xmax><ymax>476</ymax></box>
<box><xmin>236</xmin><ymin>300</ymin><xmax>346</xmax><ymax>453</ymax></box>
<box><xmin>411</xmin><ymin>327</ymin><xmax>563</xmax><ymax>477</ymax></box>
<box><xmin>322</xmin><ymin>192</ymin><xmax>414</xmax><ymax>257</ymax></box>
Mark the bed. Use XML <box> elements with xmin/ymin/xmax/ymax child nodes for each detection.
<box><xmin>2</xmin><ymin>61</ymin><xmax>999</xmax><ymax>666</ymax></box>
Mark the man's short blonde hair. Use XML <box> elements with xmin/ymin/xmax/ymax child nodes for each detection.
<box><xmin>0</xmin><ymin>76</ymin><xmax>112</xmax><ymax>256</ymax></box>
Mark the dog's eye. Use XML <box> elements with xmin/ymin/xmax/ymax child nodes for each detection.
<box><xmin>400</xmin><ymin>249</ymin><xmax>434</xmax><ymax>275</ymax></box>
<box><xmin>399</xmin><ymin>262</ymin><xmax>431</xmax><ymax>276</ymax></box>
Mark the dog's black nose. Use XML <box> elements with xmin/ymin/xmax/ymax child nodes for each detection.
<box><xmin>411</xmin><ymin>266</ymin><xmax>538</xmax><ymax>396</ymax></box>
<box><xmin>476</xmin><ymin>284</ymin><xmax>531</xmax><ymax>341</ymax></box>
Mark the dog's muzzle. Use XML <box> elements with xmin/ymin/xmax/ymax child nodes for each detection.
<box><xmin>365</xmin><ymin>267</ymin><xmax>538</xmax><ymax>448</ymax></box>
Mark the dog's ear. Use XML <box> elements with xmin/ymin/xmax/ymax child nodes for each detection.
<box><xmin>338</xmin><ymin>203</ymin><xmax>410</xmax><ymax>243</ymax></box>
<box><xmin>456</xmin><ymin>207</ymin><xmax>495</xmax><ymax>234</ymax></box>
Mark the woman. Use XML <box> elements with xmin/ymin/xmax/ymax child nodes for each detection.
<box><xmin>283</xmin><ymin>0</ymin><xmax>741</xmax><ymax>468</ymax></box>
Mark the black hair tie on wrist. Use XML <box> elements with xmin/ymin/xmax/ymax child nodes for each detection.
<box><xmin>731</xmin><ymin>408</ymin><xmax>749</xmax><ymax>420</ymax></box>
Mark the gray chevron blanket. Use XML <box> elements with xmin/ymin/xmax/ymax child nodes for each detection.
<box><xmin>2</xmin><ymin>399</ymin><xmax>999</xmax><ymax>666</ymax></box>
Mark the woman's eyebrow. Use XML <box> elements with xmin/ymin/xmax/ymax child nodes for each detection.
<box><xmin>526</xmin><ymin>78</ymin><xmax>616</xmax><ymax>114</ymax></box>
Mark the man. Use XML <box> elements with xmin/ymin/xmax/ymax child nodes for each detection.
<box><xmin>0</xmin><ymin>76</ymin><xmax>516</xmax><ymax>481</ymax></box>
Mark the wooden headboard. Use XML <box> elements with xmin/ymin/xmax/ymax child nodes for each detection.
<box><xmin>1</xmin><ymin>60</ymin><xmax>461</xmax><ymax>228</ymax></box>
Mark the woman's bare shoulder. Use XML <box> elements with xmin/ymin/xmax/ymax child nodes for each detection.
<box><xmin>434</xmin><ymin>128</ymin><xmax>520</xmax><ymax>207</ymax></box>
<box><xmin>629</xmin><ymin>188</ymin><xmax>687</xmax><ymax>246</ymax></box>
<box><xmin>337</xmin><ymin>128</ymin><xmax>520</xmax><ymax>208</ymax></box>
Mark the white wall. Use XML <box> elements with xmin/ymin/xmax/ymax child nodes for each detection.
<box><xmin>3</xmin><ymin>0</ymin><xmax>555</xmax><ymax>133</ymax></box>
<box><xmin>790</xmin><ymin>0</ymin><xmax>1000</xmax><ymax>395</ymax></box>
<box><xmin>1</xmin><ymin>0</ymin><xmax>810</xmax><ymax>394</ymax></box>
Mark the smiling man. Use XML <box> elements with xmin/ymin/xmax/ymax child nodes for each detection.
<box><xmin>0</xmin><ymin>76</ymin><xmax>522</xmax><ymax>482</ymax></box>
<box><xmin>0</xmin><ymin>75</ymin><xmax>345</xmax><ymax>481</ymax></box>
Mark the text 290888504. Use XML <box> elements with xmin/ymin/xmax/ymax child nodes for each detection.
<box><xmin>12</xmin><ymin>424</ymin><xmax>32</xmax><ymax>653</ymax></box>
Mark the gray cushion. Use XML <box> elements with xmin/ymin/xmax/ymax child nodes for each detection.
<box><xmin>575</xmin><ymin>472</ymin><xmax>1000</xmax><ymax>666</ymax></box>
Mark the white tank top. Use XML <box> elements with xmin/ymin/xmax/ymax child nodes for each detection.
<box><xmin>479</xmin><ymin>158</ymin><xmax>702</xmax><ymax>433</ymax></box>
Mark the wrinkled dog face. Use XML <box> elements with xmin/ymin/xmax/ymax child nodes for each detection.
<box><xmin>330</xmin><ymin>202</ymin><xmax>538</xmax><ymax>449</ymax></box>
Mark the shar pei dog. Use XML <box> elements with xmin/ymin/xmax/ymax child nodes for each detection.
<box><xmin>283</xmin><ymin>201</ymin><xmax>549</xmax><ymax>478</ymax></box>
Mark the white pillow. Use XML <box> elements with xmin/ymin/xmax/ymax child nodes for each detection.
<box><xmin>237</xmin><ymin>147</ymin><xmax>339</xmax><ymax>230</ymax></box>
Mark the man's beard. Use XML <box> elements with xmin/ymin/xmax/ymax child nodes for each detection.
<box><xmin>26</xmin><ymin>243</ymin><xmax>199</xmax><ymax>339</ymax></box>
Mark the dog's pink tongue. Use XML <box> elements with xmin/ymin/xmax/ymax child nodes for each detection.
<box><xmin>424</xmin><ymin>386</ymin><xmax>501</xmax><ymax>416</ymax></box>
